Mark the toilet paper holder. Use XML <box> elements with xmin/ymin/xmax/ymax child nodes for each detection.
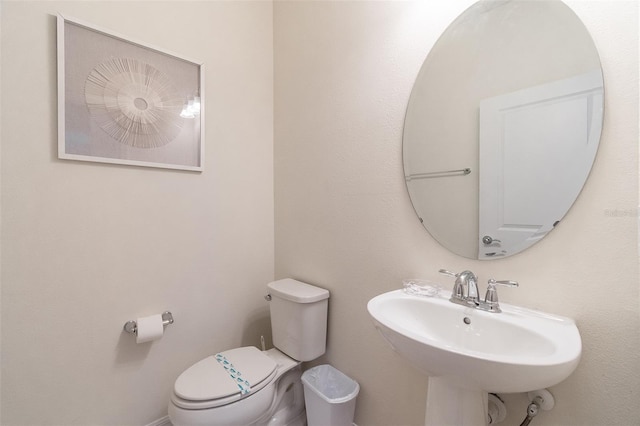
<box><xmin>123</xmin><ymin>311</ymin><xmax>174</xmax><ymax>335</ymax></box>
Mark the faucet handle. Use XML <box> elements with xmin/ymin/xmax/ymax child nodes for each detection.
<box><xmin>487</xmin><ymin>278</ymin><xmax>519</xmax><ymax>288</ymax></box>
<box><xmin>438</xmin><ymin>269</ymin><xmax>458</xmax><ymax>278</ymax></box>
<box><xmin>484</xmin><ymin>278</ymin><xmax>519</xmax><ymax>311</ymax></box>
<box><xmin>439</xmin><ymin>269</ymin><xmax>463</xmax><ymax>298</ymax></box>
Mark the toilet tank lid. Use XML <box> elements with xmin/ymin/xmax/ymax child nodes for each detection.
<box><xmin>267</xmin><ymin>279</ymin><xmax>330</xmax><ymax>303</ymax></box>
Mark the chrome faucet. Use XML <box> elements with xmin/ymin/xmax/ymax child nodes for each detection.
<box><xmin>439</xmin><ymin>269</ymin><xmax>480</xmax><ymax>306</ymax></box>
<box><xmin>439</xmin><ymin>269</ymin><xmax>518</xmax><ymax>313</ymax></box>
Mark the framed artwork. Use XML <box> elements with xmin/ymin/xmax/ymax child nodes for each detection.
<box><xmin>57</xmin><ymin>15</ymin><xmax>204</xmax><ymax>171</ymax></box>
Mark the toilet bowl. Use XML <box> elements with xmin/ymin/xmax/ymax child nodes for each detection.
<box><xmin>168</xmin><ymin>279</ymin><xmax>330</xmax><ymax>426</ymax></box>
<box><xmin>169</xmin><ymin>347</ymin><xmax>305</xmax><ymax>426</ymax></box>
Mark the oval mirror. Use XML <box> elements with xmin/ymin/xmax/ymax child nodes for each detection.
<box><xmin>403</xmin><ymin>0</ymin><xmax>603</xmax><ymax>260</ymax></box>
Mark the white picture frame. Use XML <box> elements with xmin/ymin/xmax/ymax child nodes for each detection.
<box><xmin>57</xmin><ymin>14</ymin><xmax>204</xmax><ymax>171</ymax></box>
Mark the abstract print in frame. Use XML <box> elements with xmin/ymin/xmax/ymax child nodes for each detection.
<box><xmin>57</xmin><ymin>15</ymin><xmax>204</xmax><ymax>171</ymax></box>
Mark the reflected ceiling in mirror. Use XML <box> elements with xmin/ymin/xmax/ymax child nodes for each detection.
<box><xmin>403</xmin><ymin>0</ymin><xmax>603</xmax><ymax>260</ymax></box>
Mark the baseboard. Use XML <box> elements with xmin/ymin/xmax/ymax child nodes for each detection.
<box><xmin>145</xmin><ymin>415</ymin><xmax>172</xmax><ymax>426</ymax></box>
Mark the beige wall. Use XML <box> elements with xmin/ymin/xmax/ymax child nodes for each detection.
<box><xmin>1</xmin><ymin>1</ymin><xmax>273</xmax><ymax>425</ymax></box>
<box><xmin>275</xmin><ymin>1</ymin><xmax>639</xmax><ymax>425</ymax></box>
<box><xmin>2</xmin><ymin>0</ymin><xmax>639</xmax><ymax>425</ymax></box>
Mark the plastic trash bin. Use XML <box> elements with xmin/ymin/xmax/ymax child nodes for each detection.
<box><xmin>301</xmin><ymin>364</ymin><xmax>359</xmax><ymax>426</ymax></box>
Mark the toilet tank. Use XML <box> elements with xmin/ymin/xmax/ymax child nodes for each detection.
<box><xmin>267</xmin><ymin>279</ymin><xmax>330</xmax><ymax>362</ymax></box>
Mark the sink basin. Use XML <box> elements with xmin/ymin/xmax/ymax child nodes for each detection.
<box><xmin>367</xmin><ymin>289</ymin><xmax>582</xmax><ymax>393</ymax></box>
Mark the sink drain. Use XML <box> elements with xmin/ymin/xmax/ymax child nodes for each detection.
<box><xmin>463</xmin><ymin>317</ymin><xmax>471</xmax><ymax>325</ymax></box>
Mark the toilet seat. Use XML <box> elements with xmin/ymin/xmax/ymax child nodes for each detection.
<box><xmin>172</xmin><ymin>346</ymin><xmax>277</xmax><ymax>410</ymax></box>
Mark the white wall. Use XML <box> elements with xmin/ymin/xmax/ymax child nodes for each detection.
<box><xmin>275</xmin><ymin>1</ymin><xmax>639</xmax><ymax>425</ymax></box>
<box><xmin>1</xmin><ymin>1</ymin><xmax>273</xmax><ymax>424</ymax></box>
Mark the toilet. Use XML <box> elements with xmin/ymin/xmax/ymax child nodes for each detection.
<box><xmin>168</xmin><ymin>279</ymin><xmax>330</xmax><ymax>426</ymax></box>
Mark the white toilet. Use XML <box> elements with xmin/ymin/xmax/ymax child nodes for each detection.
<box><xmin>168</xmin><ymin>279</ymin><xmax>330</xmax><ymax>426</ymax></box>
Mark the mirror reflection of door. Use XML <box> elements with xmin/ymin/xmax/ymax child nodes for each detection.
<box><xmin>478</xmin><ymin>71</ymin><xmax>603</xmax><ymax>258</ymax></box>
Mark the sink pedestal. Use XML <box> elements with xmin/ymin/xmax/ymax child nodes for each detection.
<box><xmin>425</xmin><ymin>377</ymin><xmax>488</xmax><ymax>426</ymax></box>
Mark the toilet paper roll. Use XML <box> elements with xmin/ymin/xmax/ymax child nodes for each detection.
<box><xmin>135</xmin><ymin>314</ymin><xmax>164</xmax><ymax>344</ymax></box>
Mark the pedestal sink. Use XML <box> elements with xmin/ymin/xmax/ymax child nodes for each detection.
<box><xmin>367</xmin><ymin>290</ymin><xmax>581</xmax><ymax>426</ymax></box>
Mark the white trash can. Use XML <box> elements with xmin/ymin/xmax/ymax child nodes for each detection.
<box><xmin>301</xmin><ymin>364</ymin><xmax>359</xmax><ymax>426</ymax></box>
